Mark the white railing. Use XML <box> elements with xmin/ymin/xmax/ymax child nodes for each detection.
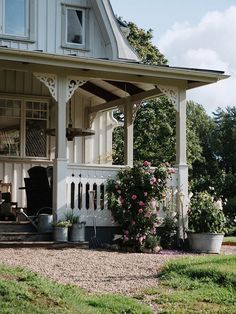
<box><xmin>66</xmin><ymin>164</ymin><xmax>179</xmax><ymax>227</ymax></box>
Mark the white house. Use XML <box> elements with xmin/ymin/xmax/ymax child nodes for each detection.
<box><xmin>0</xmin><ymin>0</ymin><xmax>228</xmax><ymax>240</ymax></box>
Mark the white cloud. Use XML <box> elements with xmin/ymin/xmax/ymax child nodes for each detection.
<box><xmin>158</xmin><ymin>6</ymin><xmax>236</xmax><ymax>113</ymax></box>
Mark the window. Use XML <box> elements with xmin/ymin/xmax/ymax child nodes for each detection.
<box><xmin>0</xmin><ymin>0</ymin><xmax>35</xmax><ymax>40</ymax></box>
<box><xmin>0</xmin><ymin>98</ymin><xmax>49</xmax><ymax>158</ymax></box>
<box><xmin>67</xmin><ymin>8</ymin><xmax>84</xmax><ymax>45</ymax></box>
<box><xmin>4</xmin><ymin>0</ymin><xmax>28</xmax><ymax>37</ymax></box>
<box><xmin>62</xmin><ymin>4</ymin><xmax>88</xmax><ymax>49</ymax></box>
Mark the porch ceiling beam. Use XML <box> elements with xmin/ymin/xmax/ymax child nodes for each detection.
<box><xmin>80</xmin><ymin>81</ymin><xmax>120</xmax><ymax>101</ymax></box>
<box><xmin>89</xmin><ymin>87</ymin><xmax>162</xmax><ymax>113</ymax></box>
<box><xmin>104</xmin><ymin>80</ymin><xmax>144</xmax><ymax>95</ymax></box>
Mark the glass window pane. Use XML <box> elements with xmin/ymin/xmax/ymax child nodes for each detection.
<box><xmin>25</xmin><ymin>120</ymin><xmax>47</xmax><ymax>157</ymax></box>
<box><xmin>0</xmin><ymin>117</ymin><xmax>20</xmax><ymax>156</ymax></box>
<box><xmin>67</xmin><ymin>8</ymin><xmax>83</xmax><ymax>44</ymax></box>
<box><xmin>5</xmin><ymin>0</ymin><xmax>28</xmax><ymax>37</ymax></box>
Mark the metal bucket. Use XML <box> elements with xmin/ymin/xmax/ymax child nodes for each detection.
<box><xmin>54</xmin><ymin>226</ymin><xmax>68</xmax><ymax>242</ymax></box>
<box><xmin>38</xmin><ymin>214</ymin><xmax>53</xmax><ymax>233</ymax></box>
<box><xmin>69</xmin><ymin>222</ymin><xmax>85</xmax><ymax>242</ymax></box>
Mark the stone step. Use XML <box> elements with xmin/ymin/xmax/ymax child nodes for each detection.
<box><xmin>0</xmin><ymin>241</ymin><xmax>89</xmax><ymax>249</ymax></box>
<box><xmin>0</xmin><ymin>232</ymin><xmax>53</xmax><ymax>242</ymax></box>
<box><xmin>0</xmin><ymin>221</ymin><xmax>36</xmax><ymax>233</ymax></box>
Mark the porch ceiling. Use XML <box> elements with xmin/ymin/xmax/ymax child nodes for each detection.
<box><xmin>0</xmin><ymin>48</ymin><xmax>230</xmax><ymax>112</ymax></box>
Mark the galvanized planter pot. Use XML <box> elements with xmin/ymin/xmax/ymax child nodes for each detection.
<box><xmin>69</xmin><ymin>222</ymin><xmax>86</xmax><ymax>242</ymax></box>
<box><xmin>187</xmin><ymin>232</ymin><xmax>224</xmax><ymax>254</ymax></box>
<box><xmin>53</xmin><ymin>226</ymin><xmax>68</xmax><ymax>242</ymax></box>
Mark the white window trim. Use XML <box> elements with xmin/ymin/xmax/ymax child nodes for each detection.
<box><xmin>61</xmin><ymin>4</ymin><xmax>89</xmax><ymax>51</ymax></box>
<box><xmin>0</xmin><ymin>95</ymin><xmax>50</xmax><ymax>160</ymax></box>
<box><xmin>0</xmin><ymin>0</ymin><xmax>35</xmax><ymax>42</ymax></box>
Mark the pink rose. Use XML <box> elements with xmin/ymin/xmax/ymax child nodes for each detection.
<box><xmin>131</xmin><ymin>220</ymin><xmax>136</xmax><ymax>225</ymax></box>
<box><xmin>118</xmin><ymin>196</ymin><xmax>124</xmax><ymax>204</ymax></box>
<box><xmin>124</xmin><ymin>230</ymin><xmax>129</xmax><ymax>235</ymax></box>
<box><xmin>150</xmin><ymin>177</ymin><xmax>157</xmax><ymax>185</ymax></box>
<box><xmin>144</xmin><ymin>192</ymin><xmax>148</xmax><ymax>197</ymax></box>
<box><xmin>145</xmin><ymin>211</ymin><xmax>151</xmax><ymax>218</ymax></box>
<box><xmin>143</xmin><ymin>160</ymin><xmax>151</xmax><ymax>167</ymax></box>
<box><xmin>139</xmin><ymin>201</ymin><xmax>145</xmax><ymax>206</ymax></box>
<box><xmin>117</xmin><ymin>190</ymin><xmax>122</xmax><ymax>194</ymax></box>
<box><xmin>132</xmin><ymin>195</ymin><xmax>138</xmax><ymax>200</ymax></box>
<box><xmin>138</xmin><ymin>208</ymin><xmax>143</xmax><ymax>214</ymax></box>
<box><xmin>168</xmin><ymin>168</ymin><xmax>176</xmax><ymax>174</ymax></box>
<box><xmin>124</xmin><ymin>235</ymin><xmax>129</xmax><ymax>242</ymax></box>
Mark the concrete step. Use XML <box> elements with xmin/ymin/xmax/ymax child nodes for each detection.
<box><xmin>0</xmin><ymin>221</ymin><xmax>36</xmax><ymax>233</ymax></box>
<box><xmin>0</xmin><ymin>232</ymin><xmax>53</xmax><ymax>242</ymax></box>
<box><xmin>0</xmin><ymin>241</ymin><xmax>89</xmax><ymax>249</ymax></box>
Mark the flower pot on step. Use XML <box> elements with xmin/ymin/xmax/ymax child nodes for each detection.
<box><xmin>54</xmin><ymin>226</ymin><xmax>69</xmax><ymax>242</ymax></box>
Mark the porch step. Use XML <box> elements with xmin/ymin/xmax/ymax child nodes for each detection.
<box><xmin>0</xmin><ymin>221</ymin><xmax>36</xmax><ymax>233</ymax></box>
<box><xmin>0</xmin><ymin>241</ymin><xmax>89</xmax><ymax>249</ymax></box>
<box><xmin>0</xmin><ymin>232</ymin><xmax>53</xmax><ymax>242</ymax></box>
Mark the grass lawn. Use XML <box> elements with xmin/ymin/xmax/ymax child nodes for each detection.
<box><xmin>0</xmin><ymin>265</ymin><xmax>152</xmax><ymax>314</ymax></box>
<box><xmin>135</xmin><ymin>255</ymin><xmax>236</xmax><ymax>314</ymax></box>
<box><xmin>223</xmin><ymin>236</ymin><xmax>236</xmax><ymax>243</ymax></box>
<box><xmin>1</xmin><ymin>255</ymin><xmax>236</xmax><ymax>314</ymax></box>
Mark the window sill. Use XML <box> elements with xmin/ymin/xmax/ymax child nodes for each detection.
<box><xmin>62</xmin><ymin>43</ymin><xmax>89</xmax><ymax>52</ymax></box>
<box><xmin>0</xmin><ymin>35</ymin><xmax>35</xmax><ymax>44</ymax></box>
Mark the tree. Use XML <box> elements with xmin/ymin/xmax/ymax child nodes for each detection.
<box><xmin>126</xmin><ymin>22</ymin><xmax>168</xmax><ymax>65</ymax></box>
<box><xmin>112</xmin><ymin>21</ymin><xmax>172</xmax><ymax>165</ymax></box>
<box><xmin>213</xmin><ymin>107</ymin><xmax>236</xmax><ymax>174</ymax></box>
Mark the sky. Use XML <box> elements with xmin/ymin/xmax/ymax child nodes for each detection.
<box><xmin>110</xmin><ymin>0</ymin><xmax>236</xmax><ymax>114</ymax></box>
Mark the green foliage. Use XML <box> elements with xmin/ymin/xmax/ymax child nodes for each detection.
<box><xmin>64</xmin><ymin>210</ymin><xmax>80</xmax><ymax>224</ymax></box>
<box><xmin>107</xmin><ymin>161</ymin><xmax>173</xmax><ymax>251</ymax></box>
<box><xmin>113</xmin><ymin>98</ymin><xmax>176</xmax><ymax>166</ymax></box>
<box><xmin>188</xmin><ymin>192</ymin><xmax>226</xmax><ymax>233</ymax></box>
<box><xmin>213</xmin><ymin>107</ymin><xmax>236</xmax><ymax>174</ymax></box>
<box><xmin>125</xmin><ymin>21</ymin><xmax>168</xmax><ymax>65</ymax></box>
<box><xmin>52</xmin><ymin>220</ymin><xmax>71</xmax><ymax>228</ymax></box>
<box><xmin>140</xmin><ymin>255</ymin><xmax>236</xmax><ymax>313</ymax></box>
<box><xmin>0</xmin><ymin>265</ymin><xmax>152</xmax><ymax>314</ymax></box>
<box><xmin>158</xmin><ymin>213</ymin><xmax>178</xmax><ymax>249</ymax></box>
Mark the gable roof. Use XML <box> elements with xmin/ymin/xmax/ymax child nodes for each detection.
<box><xmin>92</xmin><ymin>0</ymin><xmax>139</xmax><ymax>62</ymax></box>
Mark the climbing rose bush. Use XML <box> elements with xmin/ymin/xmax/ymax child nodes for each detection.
<box><xmin>107</xmin><ymin>161</ymin><xmax>174</xmax><ymax>251</ymax></box>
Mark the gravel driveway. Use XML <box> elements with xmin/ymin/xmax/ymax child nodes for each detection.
<box><xmin>0</xmin><ymin>247</ymin><xmax>234</xmax><ymax>295</ymax></box>
<box><xmin>0</xmin><ymin>248</ymin><xmax>187</xmax><ymax>294</ymax></box>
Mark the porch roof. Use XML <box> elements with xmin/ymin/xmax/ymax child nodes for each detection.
<box><xmin>0</xmin><ymin>47</ymin><xmax>229</xmax><ymax>112</ymax></box>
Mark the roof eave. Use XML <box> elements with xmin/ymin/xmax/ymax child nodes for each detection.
<box><xmin>0</xmin><ymin>48</ymin><xmax>229</xmax><ymax>89</ymax></box>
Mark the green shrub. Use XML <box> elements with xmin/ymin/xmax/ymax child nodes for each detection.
<box><xmin>107</xmin><ymin>161</ymin><xmax>174</xmax><ymax>251</ymax></box>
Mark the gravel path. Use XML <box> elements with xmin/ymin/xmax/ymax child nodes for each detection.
<box><xmin>0</xmin><ymin>247</ymin><xmax>234</xmax><ymax>295</ymax></box>
<box><xmin>0</xmin><ymin>248</ymin><xmax>187</xmax><ymax>294</ymax></box>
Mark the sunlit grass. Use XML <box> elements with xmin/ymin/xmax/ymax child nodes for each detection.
<box><xmin>0</xmin><ymin>265</ymin><xmax>152</xmax><ymax>314</ymax></box>
<box><xmin>136</xmin><ymin>255</ymin><xmax>236</xmax><ymax>314</ymax></box>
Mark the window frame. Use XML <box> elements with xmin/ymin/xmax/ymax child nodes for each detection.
<box><xmin>0</xmin><ymin>0</ymin><xmax>35</xmax><ymax>42</ymax></box>
<box><xmin>61</xmin><ymin>4</ymin><xmax>89</xmax><ymax>51</ymax></box>
<box><xmin>0</xmin><ymin>96</ymin><xmax>50</xmax><ymax>160</ymax></box>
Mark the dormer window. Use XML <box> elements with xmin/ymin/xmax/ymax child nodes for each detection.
<box><xmin>0</xmin><ymin>0</ymin><xmax>35</xmax><ymax>41</ymax></box>
<box><xmin>62</xmin><ymin>4</ymin><xmax>89</xmax><ymax>50</ymax></box>
<box><xmin>67</xmin><ymin>7</ymin><xmax>84</xmax><ymax>45</ymax></box>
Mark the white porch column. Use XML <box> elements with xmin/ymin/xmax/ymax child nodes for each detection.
<box><xmin>176</xmin><ymin>87</ymin><xmax>188</xmax><ymax>242</ymax></box>
<box><xmin>53</xmin><ymin>75</ymin><xmax>68</xmax><ymax>220</ymax></box>
<box><xmin>124</xmin><ymin>103</ymin><xmax>134</xmax><ymax>167</ymax></box>
<box><xmin>157</xmin><ymin>84</ymin><xmax>188</xmax><ymax>243</ymax></box>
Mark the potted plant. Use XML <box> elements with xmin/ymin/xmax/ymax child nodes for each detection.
<box><xmin>53</xmin><ymin>220</ymin><xmax>71</xmax><ymax>242</ymax></box>
<box><xmin>187</xmin><ymin>191</ymin><xmax>226</xmax><ymax>253</ymax></box>
<box><xmin>65</xmin><ymin>211</ymin><xmax>86</xmax><ymax>242</ymax></box>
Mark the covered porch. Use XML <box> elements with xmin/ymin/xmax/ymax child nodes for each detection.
<box><xmin>0</xmin><ymin>48</ymin><xmax>228</xmax><ymax>237</ymax></box>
